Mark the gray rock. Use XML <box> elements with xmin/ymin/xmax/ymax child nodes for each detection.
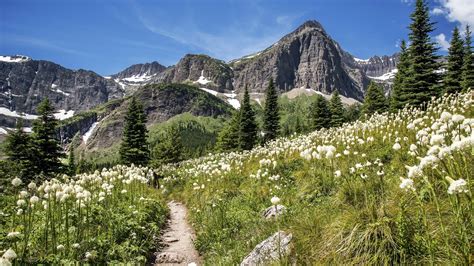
<box><xmin>154</xmin><ymin>54</ymin><xmax>234</xmax><ymax>92</ymax></box>
<box><xmin>0</xmin><ymin>58</ymin><xmax>124</xmax><ymax>117</ymax></box>
<box><xmin>240</xmin><ymin>231</ymin><xmax>292</xmax><ymax>266</ymax></box>
<box><xmin>155</xmin><ymin>251</ymin><xmax>185</xmax><ymax>264</ymax></box>
<box><xmin>230</xmin><ymin>20</ymin><xmax>367</xmax><ymax>101</ymax></box>
<box><xmin>263</xmin><ymin>205</ymin><xmax>286</xmax><ymax>219</ymax></box>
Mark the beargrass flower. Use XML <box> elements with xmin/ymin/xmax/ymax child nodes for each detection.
<box><xmin>271</xmin><ymin>196</ymin><xmax>280</xmax><ymax>205</ymax></box>
<box><xmin>2</xmin><ymin>248</ymin><xmax>16</xmax><ymax>260</ymax></box>
<box><xmin>446</xmin><ymin>176</ymin><xmax>469</xmax><ymax>195</ymax></box>
<box><xmin>11</xmin><ymin>178</ymin><xmax>22</xmax><ymax>187</ymax></box>
<box><xmin>399</xmin><ymin>177</ymin><xmax>415</xmax><ymax>192</ymax></box>
<box><xmin>392</xmin><ymin>143</ymin><xmax>401</xmax><ymax>150</ymax></box>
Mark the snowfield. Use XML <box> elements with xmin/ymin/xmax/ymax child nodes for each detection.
<box><xmin>368</xmin><ymin>68</ymin><xmax>398</xmax><ymax>81</ymax></box>
<box><xmin>0</xmin><ymin>55</ymin><xmax>31</xmax><ymax>63</ymax></box>
<box><xmin>83</xmin><ymin>122</ymin><xmax>99</xmax><ymax>144</ymax></box>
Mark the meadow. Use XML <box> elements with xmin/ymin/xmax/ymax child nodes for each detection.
<box><xmin>159</xmin><ymin>91</ymin><xmax>473</xmax><ymax>264</ymax></box>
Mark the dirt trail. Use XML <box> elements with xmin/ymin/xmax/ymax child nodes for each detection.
<box><xmin>154</xmin><ymin>201</ymin><xmax>201</xmax><ymax>265</ymax></box>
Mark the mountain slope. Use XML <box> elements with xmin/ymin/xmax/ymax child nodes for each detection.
<box><xmin>110</xmin><ymin>61</ymin><xmax>167</xmax><ymax>93</ymax></box>
<box><xmin>230</xmin><ymin>20</ymin><xmax>368</xmax><ymax>100</ymax></box>
<box><xmin>81</xmin><ymin>83</ymin><xmax>233</xmax><ymax>151</ymax></box>
<box><xmin>0</xmin><ymin>56</ymin><xmax>124</xmax><ymax>128</ymax></box>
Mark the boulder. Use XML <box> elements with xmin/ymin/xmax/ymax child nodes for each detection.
<box><xmin>262</xmin><ymin>205</ymin><xmax>286</xmax><ymax>219</ymax></box>
<box><xmin>240</xmin><ymin>231</ymin><xmax>292</xmax><ymax>266</ymax></box>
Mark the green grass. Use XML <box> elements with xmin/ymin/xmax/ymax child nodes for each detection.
<box><xmin>159</xmin><ymin>91</ymin><xmax>474</xmax><ymax>264</ymax></box>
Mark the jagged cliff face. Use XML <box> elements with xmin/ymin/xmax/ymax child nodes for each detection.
<box><xmin>153</xmin><ymin>54</ymin><xmax>234</xmax><ymax>92</ymax></box>
<box><xmin>230</xmin><ymin>21</ymin><xmax>368</xmax><ymax>100</ymax></box>
<box><xmin>353</xmin><ymin>54</ymin><xmax>399</xmax><ymax>78</ymax></box>
<box><xmin>0</xmin><ymin>57</ymin><xmax>124</xmax><ymax>116</ymax></box>
<box><xmin>110</xmin><ymin>61</ymin><xmax>167</xmax><ymax>93</ymax></box>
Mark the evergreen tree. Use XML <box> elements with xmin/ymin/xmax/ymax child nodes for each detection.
<box><xmin>239</xmin><ymin>86</ymin><xmax>258</xmax><ymax>150</ymax></box>
<box><xmin>216</xmin><ymin>111</ymin><xmax>241</xmax><ymax>151</ymax></box>
<box><xmin>391</xmin><ymin>40</ymin><xmax>410</xmax><ymax>111</ymax></box>
<box><xmin>461</xmin><ymin>25</ymin><xmax>474</xmax><ymax>91</ymax></box>
<box><xmin>119</xmin><ymin>97</ymin><xmax>150</xmax><ymax>166</ymax></box>
<box><xmin>67</xmin><ymin>146</ymin><xmax>76</xmax><ymax>176</ymax></box>
<box><xmin>363</xmin><ymin>82</ymin><xmax>388</xmax><ymax>115</ymax></box>
<box><xmin>310</xmin><ymin>95</ymin><xmax>331</xmax><ymax>130</ymax></box>
<box><xmin>153</xmin><ymin>125</ymin><xmax>183</xmax><ymax>165</ymax></box>
<box><xmin>262</xmin><ymin>79</ymin><xmax>280</xmax><ymax>143</ymax></box>
<box><xmin>344</xmin><ymin>103</ymin><xmax>362</xmax><ymax>122</ymax></box>
<box><xmin>32</xmin><ymin>98</ymin><xmax>63</xmax><ymax>176</ymax></box>
<box><xmin>444</xmin><ymin>27</ymin><xmax>465</xmax><ymax>94</ymax></box>
<box><xmin>4</xmin><ymin>120</ymin><xmax>35</xmax><ymax>181</ymax></box>
<box><xmin>404</xmin><ymin>0</ymin><xmax>440</xmax><ymax>106</ymax></box>
<box><xmin>329</xmin><ymin>91</ymin><xmax>345</xmax><ymax>127</ymax></box>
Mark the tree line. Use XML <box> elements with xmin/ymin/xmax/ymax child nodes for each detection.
<box><xmin>3</xmin><ymin>0</ymin><xmax>472</xmax><ymax>180</ymax></box>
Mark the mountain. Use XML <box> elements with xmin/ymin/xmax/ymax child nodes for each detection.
<box><xmin>77</xmin><ymin>83</ymin><xmax>233</xmax><ymax>151</ymax></box>
<box><xmin>0</xmin><ymin>20</ymin><xmax>400</xmax><ymax>142</ymax></box>
<box><xmin>353</xmin><ymin>54</ymin><xmax>399</xmax><ymax>77</ymax></box>
<box><xmin>0</xmin><ymin>55</ymin><xmax>124</xmax><ymax>129</ymax></box>
<box><xmin>110</xmin><ymin>61</ymin><xmax>167</xmax><ymax>93</ymax></box>
<box><xmin>230</xmin><ymin>21</ymin><xmax>368</xmax><ymax>100</ymax></box>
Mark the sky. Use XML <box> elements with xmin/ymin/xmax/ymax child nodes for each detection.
<box><xmin>1</xmin><ymin>0</ymin><xmax>473</xmax><ymax>75</ymax></box>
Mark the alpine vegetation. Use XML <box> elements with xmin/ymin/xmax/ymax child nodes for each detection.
<box><xmin>158</xmin><ymin>91</ymin><xmax>473</xmax><ymax>264</ymax></box>
<box><xmin>1</xmin><ymin>165</ymin><xmax>167</xmax><ymax>264</ymax></box>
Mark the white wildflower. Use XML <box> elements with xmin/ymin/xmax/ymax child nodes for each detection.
<box><xmin>2</xmin><ymin>248</ymin><xmax>17</xmax><ymax>260</ymax></box>
<box><xmin>399</xmin><ymin>177</ymin><xmax>415</xmax><ymax>192</ymax></box>
<box><xmin>11</xmin><ymin>178</ymin><xmax>22</xmax><ymax>187</ymax></box>
<box><xmin>392</xmin><ymin>143</ymin><xmax>401</xmax><ymax>150</ymax></box>
<box><xmin>271</xmin><ymin>196</ymin><xmax>280</xmax><ymax>205</ymax></box>
<box><xmin>446</xmin><ymin>177</ymin><xmax>469</xmax><ymax>195</ymax></box>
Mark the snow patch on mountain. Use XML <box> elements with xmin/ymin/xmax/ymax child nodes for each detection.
<box><xmin>283</xmin><ymin>87</ymin><xmax>360</xmax><ymax>105</ymax></box>
<box><xmin>200</xmin><ymin>88</ymin><xmax>218</xmax><ymax>96</ymax></box>
<box><xmin>195</xmin><ymin>70</ymin><xmax>212</xmax><ymax>85</ymax></box>
<box><xmin>83</xmin><ymin>122</ymin><xmax>99</xmax><ymax>144</ymax></box>
<box><xmin>122</xmin><ymin>74</ymin><xmax>154</xmax><ymax>83</ymax></box>
<box><xmin>368</xmin><ymin>68</ymin><xmax>398</xmax><ymax>81</ymax></box>
<box><xmin>198</xmin><ymin>87</ymin><xmax>240</xmax><ymax>109</ymax></box>
<box><xmin>354</xmin><ymin>57</ymin><xmax>370</xmax><ymax>64</ymax></box>
<box><xmin>54</xmin><ymin>110</ymin><xmax>75</xmax><ymax>120</ymax></box>
<box><xmin>0</xmin><ymin>107</ymin><xmax>38</xmax><ymax>120</ymax></box>
<box><xmin>0</xmin><ymin>55</ymin><xmax>31</xmax><ymax>63</ymax></box>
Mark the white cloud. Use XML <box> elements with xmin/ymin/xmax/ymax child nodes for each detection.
<box><xmin>435</xmin><ymin>33</ymin><xmax>450</xmax><ymax>51</ymax></box>
<box><xmin>131</xmin><ymin>2</ymin><xmax>298</xmax><ymax>61</ymax></box>
<box><xmin>438</xmin><ymin>0</ymin><xmax>474</xmax><ymax>28</ymax></box>
<box><xmin>431</xmin><ymin>7</ymin><xmax>445</xmax><ymax>15</ymax></box>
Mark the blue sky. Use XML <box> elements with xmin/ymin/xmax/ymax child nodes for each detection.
<box><xmin>1</xmin><ymin>0</ymin><xmax>472</xmax><ymax>75</ymax></box>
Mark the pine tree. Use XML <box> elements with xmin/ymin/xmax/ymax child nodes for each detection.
<box><xmin>444</xmin><ymin>27</ymin><xmax>465</xmax><ymax>94</ymax></box>
<box><xmin>239</xmin><ymin>86</ymin><xmax>258</xmax><ymax>150</ymax></box>
<box><xmin>216</xmin><ymin>111</ymin><xmax>241</xmax><ymax>151</ymax></box>
<box><xmin>310</xmin><ymin>95</ymin><xmax>331</xmax><ymax>130</ymax></box>
<box><xmin>391</xmin><ymin>40</ymin><xmax>410</xmax><ymax>111</ymax></box>
<box><xmin>153</xmin><ymin>125</ymin><xmax>183</xmax><ymax>165</ymax></box>
<box><xmin>32</xmin><ymin>98</ymin><xmax>63</xmax><ymax>176</ymax></box>
<box><xmin>119</xmin><ymin>97</ymin><xmax>150</xmax><ymax>166</ymax></box>
<box><xmin>329</xmin><ymin>91</ymin><xmax>345</xmax><ymax>127</ymax></box>
<box><xmin>67</xmin><ymin>145</ymin><xmax>76</xmax><ymax>176</ymax></box>
<box><xmin>404</xmin><ymin>0</ymin><xmax>440</xmax><ymax>106</ymax></box>
<box><xmin>263</xmin><ymin>79</ymin><xmax>280</xmax><ymax>143</ymax></box>
<box><xmin>363</xmin><ymin>82</ymin><xmax>388</xmax><ymax>115</ymax></box>
<box><xmin>4</xmin><ymin>120</ymin><xmax>36</xmax><ymax>181</ymax></box>
<box><xmin>461</xmin><ymin>25</ymin><xmax>474</xmax><ymax>91</ymax></box>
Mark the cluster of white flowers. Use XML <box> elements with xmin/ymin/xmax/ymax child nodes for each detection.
<box><xmin>158</xmin><ymin>91</ymin><xmax>472</xmax><ymax>201</ymax></box>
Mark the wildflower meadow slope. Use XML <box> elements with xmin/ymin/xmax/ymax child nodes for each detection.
<box><xmin>160</xmin><ymin>91</ymin><xmax>473</xmax><ymax>264</ymax></box>
<box><xmin>1</xmin><ymin>165</ymin><xmax>167</xmax><ymax>264</ymax></box>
